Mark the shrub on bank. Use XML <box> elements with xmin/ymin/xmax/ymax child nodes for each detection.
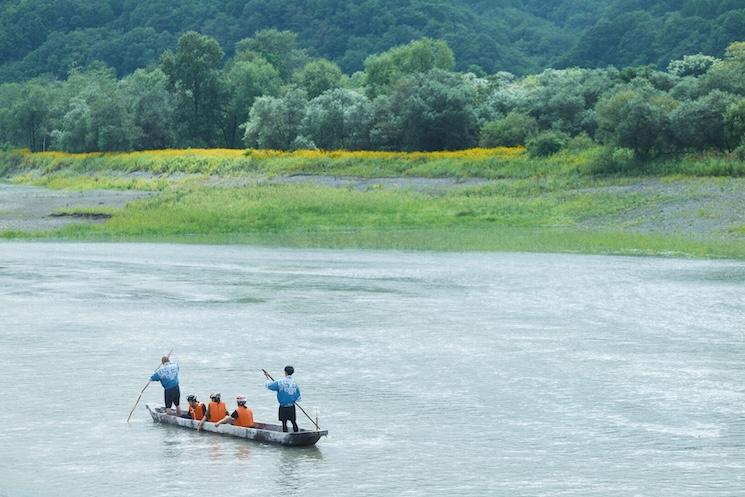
<box><xmin>527</xmin><ymin>131</ymin><xmax>570</xmax><ymax>157</ymax></box>
<box><xmin>582</xmin><ymin>147</ymin><xmax>637</xmax><ymax>175</ymax></box>
<box><xmin>479</xmin><ymin>112</ymin><xmax>538</xmax><ymax>147</ymax></box>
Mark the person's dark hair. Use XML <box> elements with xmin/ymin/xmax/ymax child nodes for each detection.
<box><xmin>187</xmin><ymin>394</ymin><xmax>197</xmax><ymax>402</ymax></box>
<box><xmin>284</xmin><ymin>365</ymin><xmax>294</xmax><ymax>375</ymax></box>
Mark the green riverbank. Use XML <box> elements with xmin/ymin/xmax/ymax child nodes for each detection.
<box><xmin>2</xmin><ymin>148</ymin><xmax>744</xmax><ymax>259</ymax></box>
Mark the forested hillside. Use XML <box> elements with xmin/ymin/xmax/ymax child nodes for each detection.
<box><xmin>1</xmin><ymin>0</ymin><xmax>744</xmax><ymax>81</ymax></box>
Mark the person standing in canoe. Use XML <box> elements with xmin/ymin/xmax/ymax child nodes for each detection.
<box><xmin>150</xmin><ymin>356</ymin><xmax>181</xmax><ymax>416</ymax></box>
<box><xmin>264</xmin><ymin>366</ymin><xmax>301</xmax><ymax>432</ymax></box>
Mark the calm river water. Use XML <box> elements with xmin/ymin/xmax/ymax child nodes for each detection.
<box><xmin>0</xmin><ymin>243</ymin><xmax>743</xmax><ymax>497</ymax></box>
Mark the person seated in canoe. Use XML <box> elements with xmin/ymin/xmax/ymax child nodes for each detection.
<box><xmin>197</xmin><ymin>392</ymin><xmax>230</xmax><ymax>431</ymax></box>
<box><xmin>184</xmin><ymin>394</ymin><xmax>206</xmax><ymax>421</ymax></box>
<box><xmin>214</xmin><ymin>394</ymin><xmax>255</xmax><ymax>429</ymax></box>
<box><xmin>150</xmin><ymin>355</ymin><xmax>181</xmax><ymax>416</ymax></box>
<box><xmin>264</xmin><ymin>365</ymin><xmax>301</xmax><ymax>432</ymax></box>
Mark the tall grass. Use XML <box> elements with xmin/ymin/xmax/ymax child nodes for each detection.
<box><xmin>0</xmin><ymin>147</ymin><xmax>552</xmax><ymax>179</ymax></box>
<box><xmin>3</xmin><ymin>147</ymin><xmax>745</xmax><ymax>181</ymax></box>
<box><xmin>13</xmin><ymin>182</ymin><xmax>656</xmax><ymax>238</ymax></box>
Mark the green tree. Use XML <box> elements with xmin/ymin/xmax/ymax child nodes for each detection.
<box><xmin>527</xmin><ymin>130</ymin><xmax>570</xmax><ymax>157</ymax></box>
<box><xmin>670</xmin><ymin>90</ymin><xmax>738</xmax><ymax>151</ymax></box>
<box><xmin>479</xmin><ymin>111</ymin><xmax>538</xmax><ymax>147</ymax></box>
<box><xmin>292</xmin><ymin>59</ymin><xmax>343</xmax><ymax>99</ymax></box>
<box><xmin>0</xmin><ymin>84</ymin><xmax>19</xmax><ymax>146</ymax></box>
<box><xmin>160</xmin><ymin>31</ymin><xmax>224</xmax><ymax>147</ymax></box>
<box><xmin>234</xmin><ymin>29</ymin><xmax>308</xmax><ymax>81</ymax></box>
<box><xmin>11</xmin><ymin>82</ymin><xmax>54</xmax><ymax>151</ymax></box>
<box><xmin>667</xmin><ymin>54</ymin><xmax>719</xmax><ymax>77</ymax></box>
<box><xmin>392</xmin><ymin>69</ymin><xmax>478</xmax><ymax>151</ymax></box>
<box><xmin>369</xmin><ymin>94</ymin><xmax>403</xmax><ymax>151</ymax></box>
<box><xmin>670</xmin><ymin>76</ymin><xmax>707</xmax><ymax>100</ymax></box>
<box><xmin>703</xmin><ymin>41</ymin><xmax>745</xmax><ymax>95</ymax></box>
<box><xmin>364</xmin><ymin>38</ymin><xmax>455</xmax><ymax>97</ymax></box>
<box><xmin>121</xmin><ymin>68</ymin><xmax>176</xmax><ymax>150</ymax></box>
<box><xmin>52</xmin><ymin>67</ymin><xmax>140</xmax><ymax>152</ymax></box>
<box><xmin>222</xmin><ymin>57</ymin><xmax>282</xmax><ymax>148</ymax></box>
<box><xmin>725</xmin><ymin>98</ymin><xmax>745</xmax><ymax>147</ymax></box>
<box><xmin>243</xmin><ymin>88</ymin><xmax>307</xmax><ymax>149</ymax></box>
<box><xmin>302</xmin><ymin>89</ymin><xmax>372</xmax><ymax>149</ymax></box>
<box><xmin>596</xmin><ymin>87</ymin><xmax>674</xmax><ymax>158</ymax></box>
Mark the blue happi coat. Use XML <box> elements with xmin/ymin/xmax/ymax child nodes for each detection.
<box><xmin>265</xmin><ymin>376</ymin><xmax>301</xmax><ymax>407</ymax></box>
<box><xmin>150</xmin><ymin>362</ymin><xmax>180</xmax><ymax>389</ymax></box>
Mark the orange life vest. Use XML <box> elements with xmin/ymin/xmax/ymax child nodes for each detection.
<box><xmin>234</xmin><ymin>405</ymin><xmax>254</xmax><ymax>428</ymax></box>
<box><xmin>208</xmin><ymin>401</ymin><xmax>227</xmax><ymax>422</ymax></box>
<box><xmin>189</xmin><ymin>402</ymin><xmax>206</xmax><ymax>420</ymax></box>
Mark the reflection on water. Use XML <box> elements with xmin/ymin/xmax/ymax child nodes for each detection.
<box><xmin>207</xmin><ymin>440</ymin><xmax>226</xmax><ymax>461</ymax></box>
<box><xmin>0</xmin><ymin>243</ymin><xmax>743</xmax><ymax>497</ymax></box>
<box><xmin>236</xmin><ymin>444</ymin><xmax>252</xmax><ymax>461</ymax></box>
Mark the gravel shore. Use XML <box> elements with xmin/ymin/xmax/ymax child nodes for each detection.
<box><xmin>0</xmin><ymin>183</ymin><xmax>152</xmax><ymax>231</ymax></box>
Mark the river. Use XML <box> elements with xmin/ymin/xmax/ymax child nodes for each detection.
<box><xmin>0</xmin><ymin>243</ymin><xmax>743</xmax><ymax>496</ymax></box>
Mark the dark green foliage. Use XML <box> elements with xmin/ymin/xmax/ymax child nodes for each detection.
<box><xmin>561</xmin><ymin>6</ymin><xmax>745</xmax><ymax>70</ymax></box>
<box><xmin>121</xmin><ymin>69</ymin><xmax>177</xmax><ymax>150</ymax></box>
<box><xmin>669</xmin><ymin>91</ymin><xmax>738</xmax><ymax>152</ymax></box>
<box><xmin>243</xmin><ymin>89</ymin><xmax>308</xmax><ymax>150</ymax></box>
<box><xmin>1</xmin><ymin>22</ymin><xmax>745</xmax><ymax>155</ymax></box>
<box><xmin>234</xmin><ymin>29</ymin><xmax>308</xmax><ymax>81</ymax></box>
<box><xmin>735</xmin><ymin>144</ymin><xmax>745</xmax><ymax>160</ymax></box>
<box><xmin>160</xmin><ymin>32</ymin><xmax>225</xmax><ymax>147</ymax></box>
<box><xmin>479</xmin><ymin>112</ymin><xmax>538</xmax><ymax>147</ymax></box>
<box><xmin>302</xmin><ymin>89</ymin><xmax>373</xmax><ymax>150</ymax></box>
<box><xmin>292</xmin><ymin>59</ymin><xmax>343</xmax><ymax>99</ymax></box>
<box><xmin>9</xmin><ymin>82</ymin><xmax>54</xmax><ymax>151</ymax></box>
<box><xmin>596</xmin><ymin>87</ymin><xmax>674</xmax><ymax>158</ymax></box>
<box><xmin>2</xmin><ymin>0</ymin><xmax>745</xmax><ymax>82</ymax></box>
<box><xmin>51</xmin><ymin>67</ymin><xmax>141</xmax><ymax>152</ymax></box>
<box><xmin>391</xmin><ymin>69</ymin><xmax>479</xmax><ymax>151</ymax></box>
<box><xmin>725</xmin><ymin>98</ymin><xmax>745</xmax><ymax>148</ymax></box>
<box><xmin>583</xmin><ymin>146</ymin><xmax>637</xmax><ymax>175</ymax></box>
<box><xmin>222</xmin><ymin>56</ymin><xmax>282</xmax><ymax>147</ymax></box>
<box><xmin>527</xmin><ymin>131</ymin><xmax>570</xmax><ymax>157</ymax></box>
<box><xmin>702</xmin><ymin>42</ymin><xmax>745</xmax><ymax>95</ymax></box>
<box><xmin>364</xmin><ymin>38</ymin><xmax>455</xmax><ymax>97</ymax></box>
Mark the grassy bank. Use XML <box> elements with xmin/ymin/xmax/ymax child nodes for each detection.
<box><xmin>0</xmin><ymin>147</ymin><xmax>534</xmax><ymax>179</ymax></box>
<box><xmin>3</xmin><ymin>146</ymin><xmax>745</xmax><ymax>180</ymax></box>
<box><xmin>1</xmin><ymin>148</ymin><xmax>744</xmax><ymax>259</ymax></box>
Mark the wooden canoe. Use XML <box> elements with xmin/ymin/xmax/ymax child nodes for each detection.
<box><xmin>146</xmin><ymin>404</ymin><xmax>328</xmax><ymax>447</ymax></box>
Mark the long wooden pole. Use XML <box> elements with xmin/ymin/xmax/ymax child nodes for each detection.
<box><xmin>127</xmin><ymin>350</ymin><xmax>173</xmax><ymax>422</ymax></box>
<box><xmin>262</xmin><ymin>368</ymin><xmax>320</xmax><ymax>430</ymax></box>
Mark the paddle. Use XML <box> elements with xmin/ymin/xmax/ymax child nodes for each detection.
<box><xmin>262</xmin><ymin>368</ymin><xmax>320</xmax><ymax>430</ymax></box>
<box><xmin>127</xmin><ymin>349</ymin><xmax>173</xmax><ymax>423</ymax></box>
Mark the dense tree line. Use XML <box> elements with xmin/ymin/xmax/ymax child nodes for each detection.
<box><xmin>1</xmin><ymin>0</ymin><xmax>745</xmax><ymax>82</ymax></box>
<box><xmin>1</xmin><ymin>32</ymin><xmax>745</xmax><ymax>158</ymax></box>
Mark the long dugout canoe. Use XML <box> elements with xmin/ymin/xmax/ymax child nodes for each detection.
<box><xmin>146</xmin><ymin>404</ymin><xmax>328</xmax><ymax>447</ymax></box>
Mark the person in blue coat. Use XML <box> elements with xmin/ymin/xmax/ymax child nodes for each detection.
<box><xmin>150</xmin><ymin>356</ymin><xmax>181</xmax><ymax>416</ymax></box>
<box><xmin>264</xmin><ymin>365</ymin><xmax>301</xmax><ymax>432</ymax></box>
